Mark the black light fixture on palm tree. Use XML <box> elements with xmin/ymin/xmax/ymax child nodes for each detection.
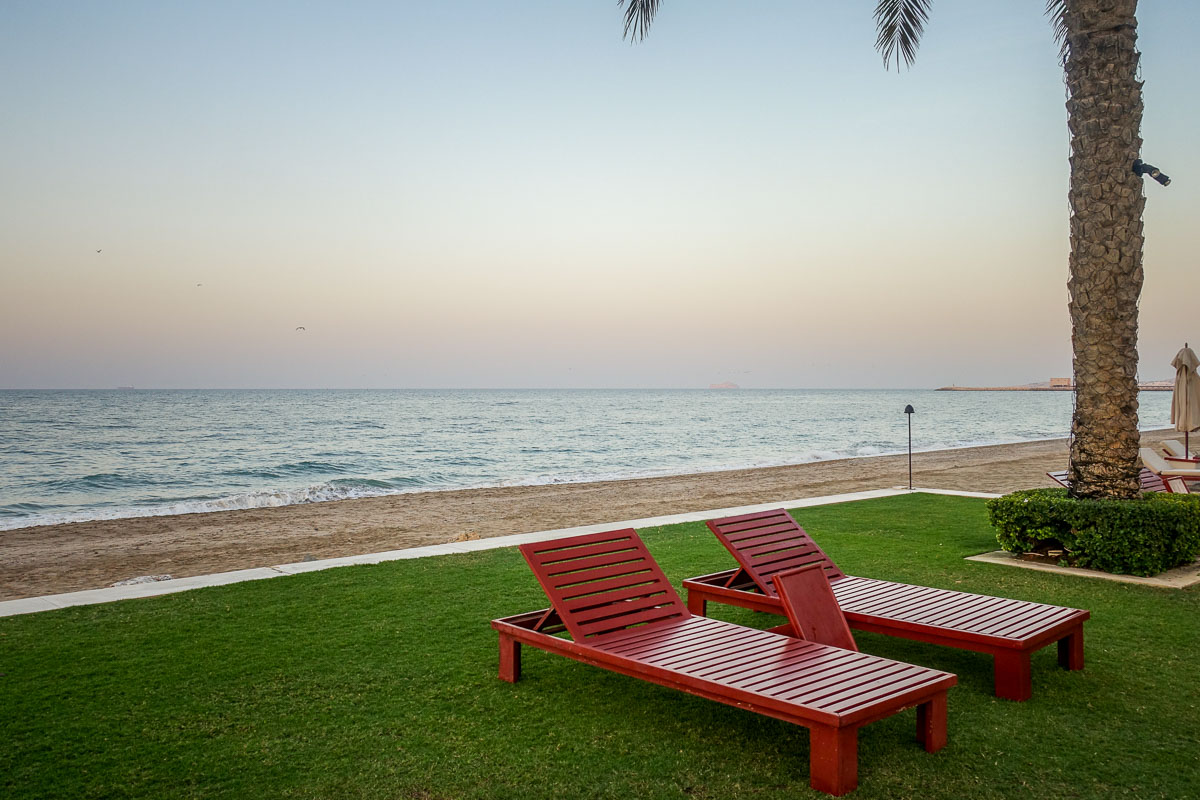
<box><xmin>904</xmin><ymin>404</ymin><xmax>915</xmax><ymax>491</ymax></box>
<box><xmin>1133</xmin><ymin>159</ymin><xmax>1171</xmax><ymax>186</ymax></box>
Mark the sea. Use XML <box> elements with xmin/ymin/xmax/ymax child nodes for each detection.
<box><xmin>0</xmin><ymin>389</ymin><xmax>1176</xmax><ymax>531</ymax></box>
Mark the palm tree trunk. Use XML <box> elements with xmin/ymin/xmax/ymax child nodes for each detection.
<box><xmin>1064</xmin><ymin>0</ymin><xmax>1144</xmax><ymax>499</ymax></box>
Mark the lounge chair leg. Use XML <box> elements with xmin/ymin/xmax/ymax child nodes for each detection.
<box><xmin>916</xmin><ymin>693</ymin><xmax>948</xmax><ymax>752</ymax></box>
<box><xmin>686</xmin><ymin>591</ymin><xmax>708</xmax><ymax>617</ymax></box>
<box><xmin>1058</xmin><ymin>628</ymin><xmax>1085</xmax><ymax>671</ymax></box>
<box><xmin>498</xmin><ymin>634</ymin><xmax>521</xmax><ymax>683</ymax></box>
<box><xmin>993</xmin><ymin>651</ymin><xmax>1032</xmax><ymax>702</ymax></box>
<box><xmin>809</xmin><ymin>725</ymin><xmax>858</xmax><ymax>796</ymax></box>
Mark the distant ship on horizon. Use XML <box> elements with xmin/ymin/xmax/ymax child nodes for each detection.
<box><xmin>708</xmin><ymin>381</ymin><xmax>740</xmax><ymax>390</ymax></box>
<box><xmin>117</xmin><ymin>386</ymin><xmax>136</xmax><ymax>391</ymax></box>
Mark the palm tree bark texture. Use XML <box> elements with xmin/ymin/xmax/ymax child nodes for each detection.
<box><xmin>1064</xmin><ymin>0</ymin><xmax>1144</xmax><ymax>500</ymax></box>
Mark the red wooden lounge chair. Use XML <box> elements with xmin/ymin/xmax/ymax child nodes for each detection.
<box><xmin>492</xmin><ymin>528</ymin><xmax>956</xmax><ymax>796</ymax></box>
<box><xmin>1046</xmin><ymin>467</ymin><xmax>1166</xmax><ymax>492</ymax></box>
<box><xmin>682</xmin><ymin>509</ymin><xmax>1089</xmax><ymax>702</ymax></box>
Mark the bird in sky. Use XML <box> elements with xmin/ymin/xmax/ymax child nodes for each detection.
<box><xmin>96</xmin><ymin>249</ymin><xmax>101</xmax><ymax>253</ymax></box>
<box><xmin>295</xmin><ymin>326</ymin><xmax>306</xmax><ymax>331</ymax></box>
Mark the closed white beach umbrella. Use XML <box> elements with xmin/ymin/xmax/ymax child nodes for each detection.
<box><xmin>1171</xmin><ymin>343</ymin><xmax>1200</xmax><ymax>453</ymax></box>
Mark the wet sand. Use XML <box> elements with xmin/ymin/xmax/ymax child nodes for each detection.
<box><xmin>0</xmin><ymin>429</ymin><xmax>1180</xmax><ymax>600</ymax></box>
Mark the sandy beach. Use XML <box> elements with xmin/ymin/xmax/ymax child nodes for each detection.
<box><xmin>0</xmin><ymin>429</ymin><xmax>1181</xmax><ymax>601</ymax></box>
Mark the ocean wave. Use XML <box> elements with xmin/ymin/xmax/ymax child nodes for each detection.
<box><xmin>221</xmin><ymin>461</ymin><xmax>355</xmax><ymax>479</ymax></box>
<box><xmin>0</xmin><ymin>479</ymin><xmax>421</xmax><ymax>531</ymax></box>
<box><xmin>0</xmin><ymin>501</ymin><xmax>51</xmax><ymax>517</ymax></box>
<box><xmin>40</xmin><ymin>472</ymin><xmax>148</xmax><ymax>491</ymax></box>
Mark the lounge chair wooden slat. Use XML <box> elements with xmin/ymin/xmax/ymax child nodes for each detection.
<box><xmin>539</xmin><ymin>550</ymin><xmax>647</xmax><ymax>581</ymax></box>
<box><xmin>552</xmin><ymin>563</ymin><xmax>657</xmax><ymax>596</ymax></box>
<box><xmin>536</xmin><ymin>536</ymin><xmax>640</xmax><ymax>564</ymax></box>
<box><xmin>646</xmin><ymin>632</ymin><xmax>773</xmax><ymax>671</ymax></box>
<box><xmin>571</xmin><ymin>596</ymin><xmax>679</xmax><ymax>628</ymax></box>
<box><xmin>981</xmin><ymin>606</ymin><xmax>1085</xmax><ymax>639</ymax></box>
<box><xmin>899</xmin><ymin>592</ymin><xmax>1029</xmax><ymax>628</ymax></box>
<box><xmin>736</xmin><ymin>530</ymin><xmax>826</xmax><ymax>555</ymax></box>
<box><xmin>496</xmin><ymin>529</ymin><xmax>956</xmax><ymax>796</ymax></box>
<box><xmin>710</xmin><ymin>647</ymin><xmax>856</xmax><ymax>687</ymax></box>
<box><xmin>696</xmin><ymin>639</ymin><xmax>855</xmax><ymax>682</ymax></box>
<box><xmin>522</xmin><ymin>528</ymin><xmax>637</xmax><ymax>557</ymax></box>
<box><xmin>559</xmin><ymin>572</ymin><xmax>661</xmax><ymax>605</ymax></box>
<box><xmin>753</xmin><ymin>552</ymin><xmax>838</xmax><ymax>579</ymax></box>
<box><xmin>815</xmin><ymin>669</ymin><xmax>948</xmax><ymax>713</ymax></box>
<box><xmin>683</xmin><ymin>509</ymin><xmax>1090</xmax><ymax>701</ymax></box>
<box><xmin>575</xmin><ymin>606</ymin><xmax>686</xmax><ymax>639</ymax></box>
<box><xmin>927</xmin><ymin>602</ymin><xmax>1049</xmax><ymax>633</ymax></box>
<box><xmin>567</xmin><ymin>585</ymin><xmax>675</xmax><ymax>620</ymax></box>
<box><xmin>725</xmin><ymin>525</ymin><xmax>817</xmax><ymax>546</ymax></box>
<box><xmin>605</xmin><ymin>624</ymin><xmax>747</xmax><ymax>661</ymax></box>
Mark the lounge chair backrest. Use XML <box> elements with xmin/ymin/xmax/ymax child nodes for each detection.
<box><xmin>518</xmin><ymin>529</ymin><xmax>689</xmax><ymax>642</ymax></box>
<box><xmin>707</xmin><ymin>509</ymin><xmax>844</xmax><ymax>597</ymax></box>
<box><xmin>772</xmin><ymin>564</ymin><xmax>858</xmax><ymax>652</ymax></box>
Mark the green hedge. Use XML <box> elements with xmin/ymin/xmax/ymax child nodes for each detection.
<box><xmin>986</xmin><ymin>488</ymin><xmax>1200</xmax><ymax>576</ymax></box>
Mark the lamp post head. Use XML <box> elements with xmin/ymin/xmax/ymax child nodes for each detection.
<box><xmin>904</xmin><ymin>404</ymin><xmax>915</xmax><ymax>415</ymax></box>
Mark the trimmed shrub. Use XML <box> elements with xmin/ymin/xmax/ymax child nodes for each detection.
<box><xmin>986</xmin><ymin>488</ymin><xmax>1200</xmax><ymax>576</ymax></box>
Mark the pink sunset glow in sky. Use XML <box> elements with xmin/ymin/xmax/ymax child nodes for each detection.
<box><xmin>2</xmin><ymin>1</ymin><xmax>1198</xmax><ymax>389</ymax></box>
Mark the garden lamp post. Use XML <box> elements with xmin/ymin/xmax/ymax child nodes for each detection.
<box><xmin>904</xmin><ymin>404</ymin><xmax>915</xmax><ymax>491</ymax></box>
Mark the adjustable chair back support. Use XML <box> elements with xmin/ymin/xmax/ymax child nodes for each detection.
<box><xmin>772</xmin><ymin>564</ymin><xmax>858</xmax><ymax>652</ymax></box>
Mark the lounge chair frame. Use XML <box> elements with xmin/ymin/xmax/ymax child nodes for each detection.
<box><xmin>493</xmin><ymin>528</ymin><xmax>956</xmax><ymax>796</ymax></box>
<box><xmin>682</xmin><ymin>509</ymin><xmax>1089</xmax><ymax>702</ymax></box>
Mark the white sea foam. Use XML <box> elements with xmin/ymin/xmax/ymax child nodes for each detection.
<box><xmin>0</xmin><ymin>482</ymin><xmax>410</xmax><ymax>531</ymax></box>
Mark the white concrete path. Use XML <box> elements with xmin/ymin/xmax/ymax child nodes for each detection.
<box><xmin>1</xmin><ymin>487</ymin><xmax>995</xmax><ymax>618</ymax></box>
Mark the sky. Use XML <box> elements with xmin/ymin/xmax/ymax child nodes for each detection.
<box><xmin>2</xmin><ymin>1</ymin><xmax>1198</xmax><ymax>389</ymax></box>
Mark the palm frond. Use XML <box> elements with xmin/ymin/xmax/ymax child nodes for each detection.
<box><xmin>1045</xmin><ymin>0</ymin><xmax>1069</xmax><ymax>64</ymax></box>
<box><xmin>619</xmin><ymin>0</ymin><xmax>661</xmax><ymax>42</ymax></box>
<box><xmin>874</xmin><ymin>0</ymin><xmax>931</xmax><ymax>70</ymax></box>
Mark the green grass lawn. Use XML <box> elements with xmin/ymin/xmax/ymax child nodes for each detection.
<box><xmin>3</xmin><ymin>493</ymin><xmax>1198</xmax><ymax>799</ymax></box>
